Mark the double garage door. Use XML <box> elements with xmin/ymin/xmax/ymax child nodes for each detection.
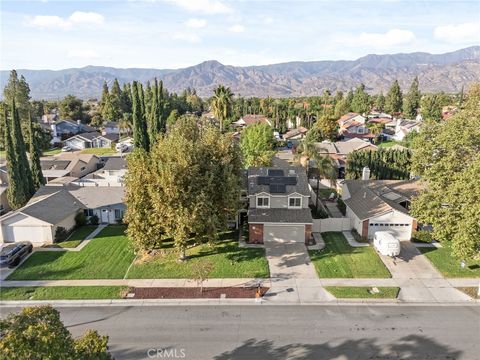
<box><xmin>2</xmin><ymin>225</ymin><xmax>52</xmax><ymax>246</ymax></box>
<box><xmin>368</xmin><ymin>223</ymin><xmax>412</xmax><ymax>240</ymax></box>
<box><xmin>264</xmin><ymin>224</ymin><xmax>305</xmax><ymax>243</ymax></box>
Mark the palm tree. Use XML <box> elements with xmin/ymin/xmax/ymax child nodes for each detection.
<box><xmin>211</xmin><ymin>85</ymin><xmax>234</xmax><ymax>132</ymax></box>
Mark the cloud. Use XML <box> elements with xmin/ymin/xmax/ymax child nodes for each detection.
<box><xmin>359</xmin><ymin>29</ymin><xmax>415</xmax><ymax>47</ymax></box>
<box><xmin>185</xmin><ymin>18</ymin><xmax>207</xmax><ymax>28</ymax></box>
<box><xmin>67</xmin><ymin>49</ymin><xmax>100</xmax><ymax>59</ymax></box>
<box><xmin>24</xmin><ymin>11</ymin><xmax>104</xmax><ymax>30</ymax></box>
<box><xmin>172</xmin><ymin>32</ymin><xmax>201</xmax><ymax>43</ymax></box>
<box><xmin>434</xmin><ymin>22</ymin><xmax>480</xmax><ymax>44</ymax></box>
<box><xmin>167</xmin><ymin>0</ymin><xmax>232</xmax><ymax>14</ymax></box>
<box><xmin>228</xmin><ymin>24</ymin><xmax>245</xmax><ymax>33</ymax></box>
<box><xmin>263</xmin><ymin>16</ymin><xmax>274</xmax><ymax>25</ymax></box>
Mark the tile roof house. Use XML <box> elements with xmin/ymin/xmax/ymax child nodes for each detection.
<box><xmin>247</xmin><ymin>166</ymin><xmax>313</xmax><ymax>244</ymax></box>
<box><xmin>337</xmin><ymin>113</ymin><xmax>375</xmax><ymax>140</ymax></box>
<box><xmin>283</xmin><ymin>126</ymin><xmax>308</xmax><ymax>141</ymax></box>
<box><xmin>342</xmin><ymin>179</ymin><xmax>422</xmax><ymax>240</ymax></box>
<box><xmin>0</xmin><ymin>185</ymin><xmax>126</xmax><ymax>246</ymax></box>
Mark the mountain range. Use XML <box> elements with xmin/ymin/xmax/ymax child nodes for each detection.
<box><xmin>1</xmin><ymin>46</ymin><xmax>479</xmax><ymax>100</ymax></box>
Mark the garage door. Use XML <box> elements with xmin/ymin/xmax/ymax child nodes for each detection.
<box><xmin>368</xmin><ymin>223</ymin><xmax>412</xmax><ymax>240</ymax></box>
<box><xmin>2</xmin><ymin>225</ymin><xmax>51</xmax><ymax>245</ymax></box>
<box><xmin>264</xmin><ymin>225</ymin><xmax>305</xmax><ymax>243</ymax></box>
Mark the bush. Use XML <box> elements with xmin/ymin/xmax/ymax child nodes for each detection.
<box><xmin>89</xmin><ymin>214</ymin><xmax>99</xmax><ymax>226</ymax></box>
<box><xmin>75</xmin><ymin>212</ymin><xmax>87</xmax><ymax>227</ymax></box>
<box><xmin>55</xmin><ymin>227</ymin><xmax>68</xmax><ymax>242</ymax></box>
<box><xmin>351</xmin><ymin>228</ymin><xmax>369</xmax><ymax>243</ymax></box>
<box><xmin>311</xmin><ymin>207</ymin><xmax>329</xmax><ymax>219</ymax></box>
<box><xmin>412</xmin><ymin>230</ymin><xmax>433</xmax><ymax>243</ymax></box>
<box><xmin>337</xmin><ymin>198</ymin><xmax>346</xmax><ymax>216</ymax></box>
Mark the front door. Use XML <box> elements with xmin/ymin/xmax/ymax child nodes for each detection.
<box><xmin>101</xmin><ymin>209</ymin><xmax>109</xmax><ymax>223</ymax></box>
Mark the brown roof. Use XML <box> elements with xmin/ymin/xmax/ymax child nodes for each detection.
<box><xmin>338</xmin><ymin>112</ymin><xmax>360</xmax><ymax>124</ymax></box>
<box><xmin>283</xmin><ymin>126</ymin><xmax>308</xmax><ymax>140</ymax></box>
<box><xmin>241</xmin><ymin>114</ymin><xmax>270</xmax><ymax>126</ymax></box>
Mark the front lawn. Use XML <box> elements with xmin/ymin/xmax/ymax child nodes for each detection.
<box><xmin>0</xmin><ymin>286</ymin><xmax>127</xmax><ymax>300</ymax></box>
<box><xmin>377</xmin><ymin>140</ymin><xmax>398</xmax><ymax>148</ymax></box>
<box><xmin>309</xmin><ymin>232</ymin><xmax>391</xmax><ymax>278</ymax></box>
<box><xmin>7</xmin><ymin>226</ymin><xmax>135</xmax><ymax>280</ymax></box>
<box><xmin>127</xmin><ymin>231</ymin><xmax>269</xmax><ymax>279</ymax></box>
<box><xmin>55</xmin><ymin>225</ymin><xmax>98</xmax><ymax>248</ymax></box>
<box><xmin>419</xmin><ymin>246</ymin><xmax>480</xmax><ymax>278</ymax></box>
<box><xmin>81</xmin><ymin>148</ymin><xmax>117</xmax><ymax>156</ymax></box>
<box><xmin>42</xmin><ymin>148</ymin><xmax>62</xmax><ymax>156</ymax></box>
<box><xmin>325</xmin><ymin>286</ymin><xmax>400</xmax><ymax>299</ymax></box>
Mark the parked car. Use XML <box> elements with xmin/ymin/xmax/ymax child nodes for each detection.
<box><xmin>286</xmin><ymin>140</ymin><xmax>293</xmax><ymax>149</ymax></box>
<box><xmin>61</xmin><ymin>145</ymin><xmax>72</xmax><ymax>152</ymax></box>
<box><xmin>115</xmin><ymin>143</ymin><xmax>129</xmax><ymax>152</ymax></box>
<box><xmin>0</xmin><ymin>242</ymin><xmax>33</xmax><ymax>268</ymax></box>
<box><xmin>373</xmin><ymin>231</ymin><xmax>401</xmax><ymax>257</ymax></box>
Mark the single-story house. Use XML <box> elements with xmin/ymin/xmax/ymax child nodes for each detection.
<box><xmin>92</xmin><ymin>133</ymin><xmax>119</xmax><ymax>148</ymax></box>
<box><xmin>64</xmin><ymin>132</ymin><xmax>102</xmax><ymax>150</ymax></box>
<box><xmin>247</xmin><ymin>167</ymin><xmax>313</xmax><ymax>244</ymax></box>
<box><xmin>81</xmin><ymin>157</ymin><xmax>127</xmax><ymax>185</ymax></box>
<box><xmin>41</xmin><ymin>153</ymin><xmax>101</xmax><ymax>182</ymax></box>
<box><xmin>49</xmin><ymin>119</ymin><xmax>97</xmax><ymax>144</ymax></box>
<box><xmin>0</xmin><ymin>185</ymin><xmax>126</xmax><ymax>246</ymax></box>
<box><xmin>342</xmin><ymin>179</ymin><xmax>422</xmax><ymax>240</ymax></box>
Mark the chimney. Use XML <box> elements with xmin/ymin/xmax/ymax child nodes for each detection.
<box><xmin>362</xmin><ymin>166</ymin><xmax>371</xmax><ymax>180</ymax></box>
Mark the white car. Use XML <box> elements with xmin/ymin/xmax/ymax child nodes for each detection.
<box><xmin>115</xmin><ymin>143</ymin><xmax>129</xmax><ymax>152</ymax></box>
<box><xmin>373</xmin><ymin>231</ymin><xmax>401</xmax><ymax>257</ymax></box>
<box><xmin>61</xmin><ymin>146</ymin><xmax>72</xmax><ymax>152</ymax></box>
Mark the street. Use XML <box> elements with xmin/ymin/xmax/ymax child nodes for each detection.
<box><xmin>1</xmin><ymin>305</ymin><xmax>479</xmax><ymax>359</ymax></box>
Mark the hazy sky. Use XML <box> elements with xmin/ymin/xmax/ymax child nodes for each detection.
<box><xmin>1</xmin><ymin>0</ymin><xmax>479</xmax><ymax>70</ymax></box>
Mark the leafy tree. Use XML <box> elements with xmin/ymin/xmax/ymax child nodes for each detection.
<box><xmin>2</xmin><ymin>70</ymin><xmax>31</xmax><ymax>122</ymax></box>
<box><xmin>211</xmin><ymin>85</ymin><xmax>234</xmax><ymax>132</ymax></box>
<box><xmin>59</xmin><ymin>95</ymin><xmax>88</xmax><ymax>121</ymax></box>
<box><xmin>345</xmin><ymin>148</ymin><xmax>411</xmax><ymax>180</ymax></box>
<box><xmin>28</xmin><ymin>113</ymin><xmax>45</xmax><ymax>190</ymax></box>
<box><xmin>420</xmin><ymin>93</ymin><xmax>442</xmax><ymax>122</ymax></box>
<box><xmin>240</xmin><ymin>123</ymin><xmax>275</xmax><ymax>168</ymax></box>
<box><xmin>403</xmin><ymin>76</ymin><xmax>421</xmax><ymax>118</ymax></box>
<box><xmin>374</xmin><ymin>92</ymin><xmax>385</xmax><ymax>111</ymax></box>
<box><xmin>351</xmin><ymin>83</ymin><xmax>370</xmax><ymax>114</ymax></box>
<box><xmin>385</xmin><ymin>79</ymin><xmax>403</xmax><ymax>114</ymax></box>
<box><xmin>131</xmin><ymin>81</ymin><xmax>149</xmax><ymax>151</ymax></box>
<box><xmin>411</xmin><ymin>84</ymin><xmax>480</xmax><ymax>258</ymax></box>
<box><xmin>308</xmin><ymin>115</ymin><xmax>337</xmax><ymax>142</ymax></box>
<box><xmin>0</xmin><ymin>306</ymin><xmax>111</xmax><ymax>360</ymax></box>
<box><xmin>167</xmin><ymin>109</ymin><xmax>179</xmax><ymax>127</ymax></box>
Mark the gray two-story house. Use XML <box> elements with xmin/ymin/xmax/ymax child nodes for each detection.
<box><xmin>247</xmin><ymin>167</ymin><xmax>313</xmax><ymax>244</ymax></box>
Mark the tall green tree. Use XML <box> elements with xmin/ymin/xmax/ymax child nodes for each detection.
<box><xmin>351</xmin><ymin>83</ymin><xmax>371</xmax><ymax>114</ymax></box>
<box><xmin>28</xmin><ymin>112</ymin><xmax>45</xmax><ymax>190</ymax></box>
<box><xmin>131</xmin><ymin>81</ymin><xmax>149</xmax><ymax>151</ymax></box>
<box><xmin>148</xmin><ymin>78</ymin><xmax>162</xmax><ymax>144</ymax></box>
<box><xmin>420</xmin><ymin>93</ymin><xmax>442</xmax><ymax>122</ymax></box>
<box><xmin>403</xmin><ymin>77</ymin><xmax>421</xmax><ymax>118</ymax></box>
<box><xmin>109</xmin><ymin>78</ymin><xmax>122</xmax><ymax>121</ymax></box>
<box><xmin>2</xmin><ymin>70</ymin><xmax>31</xmax><ymax>122</ymax></box>
<box><xmin>58</xmin><ymin>95</ymin><xmax>88</xmax><ymax>122</ymax></box>
<box><xmin>240</xmin><ymin>123</ymin><xmax>275</xmax><ymax>168</ymax></box>
<box><xmin>100</xmin><ymin>81</ymin><xmax>116</xmax><ymax>122</ymax></box>
<box><xmin>211</xmin><ymin>85</ymin><xmax>234</xmax><ymax>132</ymax></box>
<box><xmin>375</xmin><ymin>92</ymin><xmax>386</xmax><ymax>111</ymax></box>
<box><xmin>385</xmin><ymin>80</ymin><xmax>403</xmax><ymax>114</ymax></box>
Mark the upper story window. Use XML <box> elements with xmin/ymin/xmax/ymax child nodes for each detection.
<box><xmin>257</xmin><ymin>196</ymin><xmax>270</xmax><ymax>208</ymax></box>
<box><xmin>288</xmin><ymin>197</ymin><xmax>302</xmax><ymax>208</ymax></box>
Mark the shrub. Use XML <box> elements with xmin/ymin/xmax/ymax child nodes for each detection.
<box><xmin>89</xmin><ymin>214</ymin><xmax>99</xmax><ymax>226</ymax></box>
<box><xmin>337</xmin><ymin>198</ymin><xmax>346</xmax><ymax>216</ymax></box>
<box><xmin>54</xmin><ymin>227</ymin><xmax>68</xmax><ymax>242</ymax></box>
<box><xmin>75</xmin><ymin>212</ymin><xmax>87</xmax><ymax>227</ymax></box>
<box><xmin>351</xmin><ymin>228</ymin><xmax>369</xmax><ymax>243</ymax></box>
<box><xmin>412</xmin><ymin>230</ymin><xmax>433</xmax><ymax>243</ymax></box>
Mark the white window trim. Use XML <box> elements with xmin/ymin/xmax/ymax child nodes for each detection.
<box><xmin>288</xmin><ymin>196</ymin><xmax>302</xmax><ymax>209</ymax></box>
<box><xmin>256</xmin><ymin>195</ymin><xmax>270</xmax><ymax>209</ymax></box>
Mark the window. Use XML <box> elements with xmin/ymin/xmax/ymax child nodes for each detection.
<box><xmin>115</xmin><ymin>209</ymin><xmax>122</xmax><ymax>219</ymax></box>
<box><xmin>257</xmin><ymin>196</ymin><xmax>269</xmax><ymax>208</ymax></box>
<box><xmin>289</xmin><ymin>197</ymin><xmax>302</xmax><ymax>208</ymax></box>
<box><xmin>84</xmin><ymin>209</ymin><xmax>94</xmax><ymax>217</ymax></box>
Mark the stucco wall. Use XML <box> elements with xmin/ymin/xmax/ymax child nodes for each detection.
<box><xmin>52</xmin><ymin>212</ymin><xmax>78</xmax><ymax>244</ymax></box>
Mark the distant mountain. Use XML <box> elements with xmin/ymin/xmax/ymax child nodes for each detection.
<box><xmin>1</xmin><ymin>46</ymin><xmax>479</xmax><ymax>100</ymax></box>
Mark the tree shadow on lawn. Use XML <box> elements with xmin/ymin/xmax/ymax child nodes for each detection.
<box><xmin>213</xmin><ymin>335</ymin><xmax>462</xmax><ymax>360</ymax></box>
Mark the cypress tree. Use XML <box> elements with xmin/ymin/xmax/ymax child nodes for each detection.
<box><xmin>149</xmin><ymin>78</ymin><xmax>161</xmax><ymax>145</ymax></box>
<box><xmin>132</xmin><ymin>81</ymin><xmax>149</xmax><ymax>151</ymax></box>
<box><xmin>403</xmin><ymin>77</ymin><xmax>421</xmax><ymax>118</ymax></box>
<box><xmin>385</xmin><ymin>80</ymin><xmax>403</xmax><ymax>114</ymax></box>
<box><xmin>29</xmin><ymin>112</ymin><xmax>45</xmax><ymax>190</ymax></box>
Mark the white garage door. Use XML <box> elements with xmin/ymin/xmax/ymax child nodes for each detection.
<box><xmin>2</xmin><ymin>225</ymin><xmax>50</xmax><ymax>245</ymax></box>
<box><xmin>264</xmin><ymin>225</ymin><xmax>305</xmax><ymax>243</ymax></box>
<box><xmin>368</xmin><ymin>223</ymin><xmax>412</xmax><ymax>240</ymax></box>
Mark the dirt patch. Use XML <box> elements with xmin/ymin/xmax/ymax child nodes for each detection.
<box><xmin>456</xmin><ymin>287</ymin><xmax>480</xmax><ymax>299</ymax></box>
<box><xmin>131</xmin><ymin>286</ymin><xmax>269</xmax><ymax>299</ymax></box>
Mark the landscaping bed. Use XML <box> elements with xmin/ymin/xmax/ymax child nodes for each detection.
<box><xmin>325</xmin><ymin>286</ymin><xmax>400</xmax><ymax>299</ymax></box>
<box><xmin>418</xmin><ymin>246</ymin><xmax>480</xmax><ymax>278</ymax></box>
<box><xmin>309</xmin><ymin>232</ymin><xmax>391</xmax><ymax>278</ymax></box>
<box><xmin>0</xmin><ymin>286</ymin><xmax>127</xmax><ymax>300</ymax></box>
<box><xmin>456</xmin><ymin>287</ymin><xmax>480</xmax><ymax>299</ymax></box>
<box><xmin>132</xmin><ymin>286</ymin><xmax>269</xmax><ymax>299</ymax></box>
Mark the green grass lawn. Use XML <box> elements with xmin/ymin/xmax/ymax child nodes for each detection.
<box><xmin>325</xmin><ymin>286</ymin><xmax>400</xmax><ymax>299</ymax></box>
<box><xmin>55</xmin><ymin>225</ymin><xmax>98</xmax><ymax>248</ymax></box>
<box><xmin>0</xmin><ymin>286</ymin><xmax>127</xmax><ymax>300</ymax></box>
<box><xmin>419</xmin><ymin>246</ymin><xmax>480</xmax><ymax>278</ymax></box>
<box><xmin>81</xmin><ymin>148</ymin><xmax>117</xmax><ymax>156</ymax></box>
<box><xmin>42</xmin><ymin>148</ymin><xmax>62</xmax><ymax>156</ymax></box>
<box><xmin>7</xmin><ymin>226</ymin><xmax>135</xmax><ymax>280</ymax></box>
<box><xmin>127</xmin><ymin>231</ymin><xmax>269</xmax><ymax>279</ymax></box>
<box><xmin>377</xmin><ymin>140</ymin><xmax>399</xmax><ymax>148</ymax></box>
<box><xmin>309</xmin><ymin>232</ymin><xmax>391</xmax><ymax>278</ymax></box>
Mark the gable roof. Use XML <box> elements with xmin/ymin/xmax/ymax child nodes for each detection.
<box><xmin>343</xmin><ymin>179</ymin><xmax>422</xmax><ymax>220</ymax></box>
<box><xmin>96</xmin><ymin>133</ymin><xmax>119</xmax><ymax>142</ymax></box>
<box><xmin>102</xmin><ymin>157</ymin><xmax>127</xmax><ymax>171</ymax></box>
<box><xmin>316</xmin><ymin>138</ymin><xmax>377</xmax><ymax>156</ymax></box>
<box><xmin>247</xmin><ymin>166</ymin><xmax>309</xmax><ymax>196</ymax></box>
<box><xmin>283</xmin><ymin>126</ymin><xmax>308</xmax><ymax>140</ymax></box>
<box><xmin>67</xmin><ymin>131</ymin><xmax>102</xmax><ymax>142</ymax></box>
<box><xmin>237</xmin><ymin>114</ymin><xmax>271</xmax><ymax>126</ymax></box>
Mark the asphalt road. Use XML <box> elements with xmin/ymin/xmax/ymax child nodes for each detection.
<box><xmin>1</xmin><ymin>305</ymin><xmax>479</xmax><ymax>360</ymax></box>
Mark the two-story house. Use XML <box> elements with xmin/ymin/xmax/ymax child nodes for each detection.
<box><xmin>338</xmin><ymin>113</ymin><xmax>376</xmax><ymax>140</ymax></box>
<box><xmin>247</xmin><ymin>167</ymin><xmax>313</xmax><ymax>244</ymax></box>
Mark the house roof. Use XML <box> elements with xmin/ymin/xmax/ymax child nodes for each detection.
<box><xmin>104</xmin><ymin>122</ymin><xmax>119</xmax><ymax>128</ymax></box>
<box><xmin>97</xmin><ymin>133</ymin><xmax>119</xmax><ymax>142</ymax></box>
<box><xmin>316</xmin><ymin>138</ymin><xmax>377</xmax><ymax>156</ymax></box>
<box><xmin>71</xmin><ymin>132</ymin><xmax>102</xmax><ymax>141</ymax></box>
<box><xmin>247</xmin><ymin>166</ymin><xmax>310</xmax><ymax>196</ymax></box>
<box><xmin>40</xmin><ymin>153</ymin><xmax>100</xmax><ymax>178</ymax></box>
<box><xmin>102</xmin><ymin>157</ymin><xmax>127</xmax><ymax>171</ymax></box>
<box><xmin>338</xmin><ymin>113</ymin><xmax>360</xmax><ymax>123</ymax></box>
<box><xmin>248</xmin><ymin>208</ymin><xmax>313</xmax><ymax>224</ymax></box>
<box><xmin>343</xmin><ymin>179</ymin><xmax>422</xmax><ymax>220</ymax></box>
<box><xmin>283</xmin><ymin>126</ymin><xmax>308</xmax><ymax>140</ymax></box>
<box><xmin>237</xmin><ymin>114</ymin><xmax>271</xmax><ymax>126</ymax></box>
<box><xmin>67</xmin><ymin>186</ymin><xmax>125</xmax><ymax>209</ymax></box>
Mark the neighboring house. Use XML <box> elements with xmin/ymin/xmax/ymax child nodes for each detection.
<box><xmin>342</xmin><ymin>179</ymin><xmax>421</xmax><ymax>240</ymax></box>
<box><xmin>0</xmin><ymin>185</ymin><xmax>125</xmax><ymax>245</ymax></box>
<box><xmin>283</xmin><ymin>126</ymin><xmax>308</xmax><ymax>141</ymax></box>
<box><xmin>64</xmin><ymin>132</ymin><xmax>101</xmax><ymax>150</ymax></box>
<box><xmin>103</xmin><ymin>122</ymin><xmax>121</xmax><ymax>135</ymax></box>
<box><xmin>338</xmin><ymin>113</ymin><xmax>374</xmax><ymax>140</ymax></box>
<box><xmin>81</xmin><ymin>157</ymin><xmax>127</xmax><ymax>186</ymax></box>
<box><xmin>40</xmin><ymin>153</ymin><xmax>101</xmax><ymax>182</ymax></box>
<box><xmin>392</xmin><ymin>119</ymin><xmax>421</xmax><ymax>142</ymax></box>
<box><xmin>41</xmin><ymin>114</ymin><xmax>59</xmax><ymax>124</ymax></box>
<box><xmin>247</xmin><ymin>167</ymin><xmax>313</xmax><ymax>244</ymax></box>
<box><xmin>50</xmin><ymin>119</ymin><xmax>97</xmax><ymax>143</ymax></box>
<box><xmin>315</xmin><ymin>138</ymin><xmax>378</xmax><ymax>178</ymax></box>
<box><xmin>92</xmin><ymin>133</ymin><xmax>119</xmax><ymax>149</ymax></box>
<box><xmin>233</xmin><ymin>114</ymin><xmax>272</xmax><ymax>128</ymax></box>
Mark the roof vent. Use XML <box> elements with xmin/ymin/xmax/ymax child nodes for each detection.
<box><xmin>362</xmin><ymin>167</ymin><xmax>371</xmax><ymax>180</ymax></box>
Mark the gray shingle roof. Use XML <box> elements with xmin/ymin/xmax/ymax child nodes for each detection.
<box><xmin>247</xmin><ymin>166</ymin><xmax>309</xmax><ymax>196</ymax></box>
<box><xmin>102</xmin><ymin>157</ymin><xmax>127</xmax><ymax>171</ymax></box>
<box><xmin>248</xmin><ymin>208</ymin><xmax>313</xmax><ymax>224</ymax></box>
